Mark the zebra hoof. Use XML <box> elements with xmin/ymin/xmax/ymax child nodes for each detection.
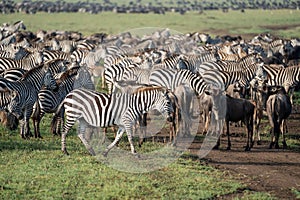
<box><xmin>134</xmin><ymin>153</ymin><xmax>140</xmax><ymax>159</ymax></box>
<box><xmin>62</xmin><ymin>149</ymin><xmax>69</xmax><ymax>155</ymax></box>
<box><xmin>89</xmin><ymin>149</ymin><xmax>96</xmax><ymax>156</ymax></box>
<box><xmin>102</xmin><ymin>151</ymin><xmax>108</xmax><ymax>157</ymax></box>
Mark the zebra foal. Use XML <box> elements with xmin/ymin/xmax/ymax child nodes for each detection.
<box><xmin>51</xmin><ymin>86</ymin><xmax>174</xmax><ymax>157</ymax></box>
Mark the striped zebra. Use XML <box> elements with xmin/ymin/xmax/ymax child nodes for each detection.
<box><xmin>0</xmin><ymin>33</ymin><xmax>16</xmax><ymax>45</ymax></box>
<box><xmin>198</xmin><ymin>53</ymin><xmax>260</xmax><ymax>75</ymax></box>
<box><xmin>257</xmin><ymin>64</ymin><xmax>300</xmax><ymax>104</ymax></box>
<box><xmin>51</xmin><ymin>86</ymin><xmax>174</xmax><ymax>156</ymax></box>
<box><xmin>201</xmin><ymin>69</ymin><xmax>250</xmax><ymax>90</ymax></box>
<box><xmin>202</xmin><ymin>62</ymin><xmax>266</xmax><ymax>90</ymax></box>
<box><xmin>1</xmin><ymin>20</ymin><xmax>26</xmax><ymax>35</ymax></box>
<box><xmin>104</xmin><ymin>63</ymin><xmax>139</xmax><ymax>93</ymax></box>
<box><xmin>6</xmin><ymin>64</ymin><xmax>57</xmax><ymax>138</ymax></box>
<box><xmin>0</xmin><ymin>50</ymin><xmax>44</xmax><ymax>72</ymax></box>
<box><xmin>176</xmin><ymin>52</ymin><xmax>220</xmax><ymax>73</ymax></box>
<box><xmin>152</xmin><ymin>54</ymin><xmax>181</xmax><ymax>70</ymax></box>
<box><xmin>148</xmin><ymin>68</ymin><xmax>226</xmax><ymax>140</ymax></box>
<box><xmin>43</xmin><ymin>49</ymin><xmax>71</xmax><ymax>62</ymax></box>
<box><xmin>0</xmin><ymin>68</ymin><xmax>27</xmax><ymax>81</ymax></box>
<box><xmin>32</xmin><ymin>65</ymin><xmax>78</xmax><ymax>138</ymax></box>
<box><xmin>34</xmin><ymin>64</ymin><xmax>95</xmax><ymax>138</ymax></box>
<box><xmin>70</xmin><ymin>48</ymin><xmax>90</xmax><ymax>63</ymax></box>
<box><xmin>76</xmin><ymin>40</ymin><xmax>97</xmax><ymax>51</ymax></box>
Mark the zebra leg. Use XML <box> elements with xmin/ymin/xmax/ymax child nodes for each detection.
<box><xmin>33</xmin><ymin>112</ymin><xmax>45</xmax><ymax>139</ymax></box>
<box><xmin>77</xmin><ymin>122</ymin><xmax>96</xmax><ymax>156</ymax></box>
<box><xmin>61</xmin><ymin>120</ymin><xmax>72</xmax><ymax>155</ymax></box>
<box><xmin>24</xmin><ymin>108</ymin><xmax>33</xmax><ymax>138</ymax></box>
<box><xmin>103</xmin><ymin>127</ymin><xmax>125</xmax><ymax>157</ymax></box>
<box><xmin>19</xmin><ymin>119</ymin><xmax>26</xmax><ymax>139</ymax></box>
<box><xmin>127</xmin><ymin>130</ymin><xmax>138</xmax><ymax>157</ymax></box>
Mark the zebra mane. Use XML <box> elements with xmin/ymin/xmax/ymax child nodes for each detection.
<box><xmin>133</xmin><ymin>86</ymin><xmax>166</xmax><ymax>94</ymax></box>
<box><xmin>237</xmin><ymin>52</ymin><xmax>257</xmax><ymax>62</ymax></box>
<box><xmin>20</xmin><ymin>64</ymin><xmax>44</xmax><ymax>81</ymax></box>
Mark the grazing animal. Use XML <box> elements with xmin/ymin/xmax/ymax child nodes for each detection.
<box><xmin>6</xmin><ymin>64</ymin><xmax>57</xmax><ymax>138</ymax></box>
<box><xmin>215</xmin><ymin>95</ymin><xmax>255</xmax><ymax>151</ymax></box>
<box><xmin>51</xmin><ymin>86</ymin><xmax>174</xmax><ymax>157</ymax></box>
<box><xmin>266</xmin><ymin>86</ymin><xmax>292</xmax><ymax>149</ymax></box>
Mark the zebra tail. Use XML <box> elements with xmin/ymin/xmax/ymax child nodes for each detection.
<box><xmin>50</xmin><ymin>102</ymin><xmax>65</xmax><ymax>135</ymax></box>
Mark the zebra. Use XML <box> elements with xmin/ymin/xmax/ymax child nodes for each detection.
<box><xmin>70</xmin><ymin>49</ymin><xmax>88</xmax><ymax>63</ymax></box>
<box><xmin>43</xmin><ymin>49</ymin><xmax>71</xmax><ymax>62</ymax></box>
<box><xmin>0</xmin><ymin>33</ymin><xmax>16</xmax><ymax>45</ymax></box>
<box><xmin>104</xmin><ymin>63</ymin><xmax>140</xmax><ymax>93</ymax></box>
<box><xmin>176</xmin><ymin>52</ymin><xmax>220</xmax><ymax>73</ymax></box>
<box><xmin>35</xmin><ymin>64</ymin><xmax>95</xmax><ymax>137</ymax></box>
<box><xmin>148</xmin><ymin>68</ymin><xmax>226</xmax><ymax>138</ymax></box>
<box><xmin>152</xmin><ymin>54</ymin><xmax>181</xmax><ymax>70</ymax></box>
<box><xmin>6</xmin><ymin>63</ymin><xmax>58</xmax><ymax>138</ymax></box>
<box><xmin>1</xmin><ymin>21</ymin><xmax>26</xmax><ymax>35</ymax></box>
<box><xmin>198</xmin><ymin>53</ymin><xmax>260</xmax><ymax>75</ymax></box>
<box><xmin>32</xmin><ymin>67</ymin><xmax>79</xmax><ymax>137</ymax></box>
<box><xmin>202</xmin><ymin>62</ymin><xmax>266</xmax><ymax>91</ymax></box>
<box><xmin>0</xmin><ymin>50</ymin><xmax>44</xmax><ymax>72</ymax></box>
<box><xmin>256</xmin><ymin>64</ymin><xmax>300</xmax><ymax>104</ymax></box>
<box><xmin>76</xmin><ymin>40</ymin><xmax>97</xmax><ymax>51</ymax></box>
<box><xmin>51</xmin><ymin>86</ymin><xmax>174</xmax><ymax>156</ymax></box>
<box><xmin>0</xmin><ymin>68</ymin><xmax>27</xmax><ymax>81</ymax></box>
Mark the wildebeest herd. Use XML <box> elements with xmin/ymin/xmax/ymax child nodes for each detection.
<box><xmin>1</xmin><ymin>0</ymin><xmax>299</xmax><ymax>14</ymax></box>
<box><xmin>0</xmin><ymin>20</ymin><xmax>299</xmax><ymax>156</ymax></box>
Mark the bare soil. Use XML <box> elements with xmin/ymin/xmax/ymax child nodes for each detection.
<box><xmin>188</xmin><ymin>106</ymin><xmax>300</xmax><ymax>199</ymax></box>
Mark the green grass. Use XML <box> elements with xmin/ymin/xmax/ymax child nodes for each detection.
<box><xmin>0</xmin><ymin>113</ymin><xmax>277</xmax><ymax>199</ymax></box>
<box><xmin>0</xmin><ymin>130</ymin><xmax>244</xmax><ymax>199</ymax></box>
<box><xmin>0</xmin><ymin>10</ymin><xmax>299</xmax><ymax>38</ymax></box>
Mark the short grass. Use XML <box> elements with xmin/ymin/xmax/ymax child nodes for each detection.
<box><xmin>0</xmin><ymin>9</ymin><xmax>299</xmax><ymax>38</ymax></box>
<box><xmin>0</xmin><ymin>128</ymin><xmax>240</xmax><ymax>199</ymax></box>
<box><xmin>0</xmin><ymin>114</ymin><xmax>277</xmax><ymax>199</ymax></box>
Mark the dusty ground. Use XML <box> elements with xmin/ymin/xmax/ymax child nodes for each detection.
<box><xmin>188</xmin><ymin>107</ymin><xmax>300</xmax><ymax>199</ymax></box>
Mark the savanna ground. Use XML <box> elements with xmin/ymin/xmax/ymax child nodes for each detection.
<box><xmin>0</xmin><ymin>10</ymin><xmax>300</xmax><ymax>199</ymax></box>
<box><xmin>194</xmin><ymin>108</ymin><xmax>300</xmax><ymax>199</ymax></box>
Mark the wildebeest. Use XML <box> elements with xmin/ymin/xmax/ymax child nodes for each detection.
<box><xmin>214</xmin><ymin>94</ymin><xmax>255</xmax><ymax>151</ymax></box>
<box><xmin>266</xmin><ymin>86</ymin><xmax>292</xmax><ymax>149</ymax></box>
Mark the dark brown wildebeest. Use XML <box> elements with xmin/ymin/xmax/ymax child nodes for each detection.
<box><xmin>266</xmin><ymin>86</ymin><xmax>292</xmax><ymax>149</ymax></box>
<box><xmin>215</xmin><ymin>94</ymin><xmax>255</xmax><ymax>151</ymax></box>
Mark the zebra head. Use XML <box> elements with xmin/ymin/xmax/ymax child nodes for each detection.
<box><xmin>153</xmin><ymin>88</ymin><xmax>174</xmax><ymax>122</ymax></box>
<box><xmin>7</xmin><ymin>90</ymin><xmax>23</xmax><ymax>120</ymax></box>
<box><xmin>42</xmin><ymin>65</ymin><xmax>57</xmax><ymax>90</ymax></box>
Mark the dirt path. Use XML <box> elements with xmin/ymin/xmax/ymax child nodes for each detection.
<box><xmin>187</xmin><ymin>111</ymin><xmax>300</xmax><ymax>199</ymax></box>
<box><xmin>199</xmin><ymin>139</ymin><xmax>300</xmax><ymax>199</ymax></box>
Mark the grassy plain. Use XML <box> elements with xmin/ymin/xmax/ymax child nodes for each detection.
<box><xmin>0</xmin><ymin>9</ymin><xmax>299</xmax><ymax>39</ymax></box>
<box><xmin>0</xmin><ymin>9</ymin><xmax>299</xmax><ymax>199</ymax></box>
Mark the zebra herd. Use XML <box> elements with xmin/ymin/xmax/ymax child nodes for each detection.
<box><xmin>0</xmin><ymin>21</ymin><xmax>300</xmax><ymax>156</ymax></box>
